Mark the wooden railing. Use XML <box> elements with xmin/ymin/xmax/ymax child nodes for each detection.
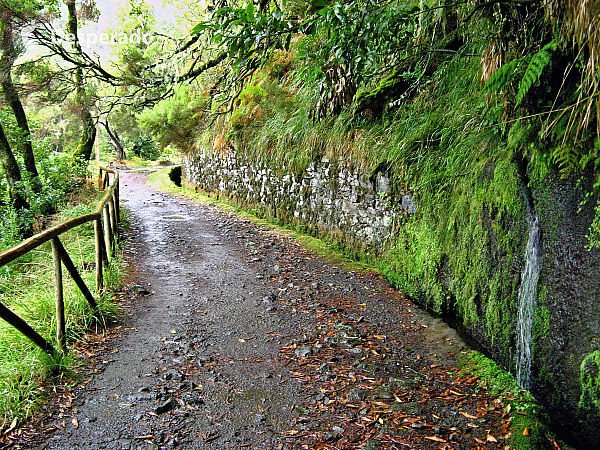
<box><xmin>0</xmin><ymin>167</ymin><xmax>120</xmax><ymax>356</ymax></box>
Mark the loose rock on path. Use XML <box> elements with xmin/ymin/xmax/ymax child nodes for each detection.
<box><xmin>15</xmin><ymin>170</ymin><xmax>511</xmax><ymax>449</ymax></box>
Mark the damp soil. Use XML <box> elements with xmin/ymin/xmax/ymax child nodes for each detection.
<box><xmin>12</xmin><ymin>170</ymin><xmax>515</xmax><ymax>449</ymax></box>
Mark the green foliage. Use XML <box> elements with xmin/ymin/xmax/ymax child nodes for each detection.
<box><xmin>137</xmin><ymin>83</ymin><xmax>207</xmax><ymax>152</ymax></box>
<box><xmin>191</xmin><ymin>0</ymin><xmax>421</xmax><ymax>115</ymax></box>
<box><xmin>484</xmin><ymin>58</ymin><xmax>521</xmax><ymax>94</ymax></box>
<box><xmin>129</xmin><ymin>134</ymin><xmax>160</xmax><ymax>160</ymax></box>
<box><xmin>580</xmin><ymin>350</ymin><xmax>600</xmax><ymax>412</ymax></box>
<box><xmin>0</xmin><ymin>111</ymin><xmax>88</xmax><ymax>245</ymax></box>
<box><xmin>515</xmin><ymin>40</ymin><xmax>558</xmax><ymax>107</ymax></box>
<box><xmin>191</xmin><ymin>1</ymin><xmax>294</xmax><ymax>84</ymax></box>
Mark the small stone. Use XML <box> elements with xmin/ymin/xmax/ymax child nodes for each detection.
<box><xmin>181</xmin><ymin>393</ymin><xmax>204</xmax><ymax>405</ymax></box>
<box><xmin>318</xmin><ymin>373</ymin><xmax>335</xmax><ymax>381</ymax></box>
<box><xmin>155</xmin><ymin>397</ymin><xmax>177</xmax><ymax>414</ymax></box>
<box><xmin>318</xmin><ymin>363</ymin><xmax>330</xmax><ymax>373</ymax></box>
<box><xmin>347</xmin><ymin>347</ymin><xmax>364</xmax><ymax>355</ymax></box>
<box><xmin>294</xmin><ymin>346</ymin><xmax>312</xmax><ymax>357</ymax></box>
<box><xmin>365</xmin><ymin>439</ymin><xmax>382</xmax><ymax>450</ymax></box>
<box><xmin>324</xmin><ymin>432</ymin><xmax>341</xmax><ymax>442</ymax></box>
<box><xmin>347</xmin><ymin>389</ymin><xmax>368</xmax><ymax>401</ymax></box>
<box><xmin>164</xmin><ymin>369</ymin><xmax>184</xmax><ymax>381</ymax></box>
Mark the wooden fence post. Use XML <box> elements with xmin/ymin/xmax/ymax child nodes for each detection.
<box><xmin>51</xmin><ymin>238</ymin><xmax>66</xmax><ymax>352</ymax></box>
<box><xmin>94</xmin><ymin>218</ymin><xmax>104</xmax><ymax>292</ymax></box>
<box><xmin>115</xmin><ymin>180</ymin><xmax>120</xmax><ymax>225</ymax></box>
<box><xmin>0</xmin><ymin>167</ymin><xmax>119</xmax><ymax>357</ymax></box>
<box><xmin>103</xmin><ymin>204</ymin><xmax>113</xmax><ymax>258</ymax></box>
<box><xmin>109</xmin><ymin>194</ymin><xmax>118</xmax><ymax>243</ymax></box>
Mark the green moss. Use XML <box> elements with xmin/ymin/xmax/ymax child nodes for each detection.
<box><xmin>533</xmin><ymin>302</ymin><xmax>550</xmax><ymax>343</ymax></box>
<box><xmin>460</xmin><ymin>351</ymin><xmax>552</xmax><ymax>449</ymax></box>
<box><xmin>352</xmin><ymin>67</ymin><xmax>413</xmax><ymax>120</ymax></box>
<box><xmin>579</xmin><ymin>350</ymin><xmax>600</xmax><ymax>412</ymax></box>
<box><xmin>376</xmin><ymin>128</ymin><xmax>527</xmax><ymax>360</ymax></box>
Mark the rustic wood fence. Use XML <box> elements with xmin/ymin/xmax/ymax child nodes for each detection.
<box><xmin>0</xmin><ymin>167</ymin><xmax>120</xmax><ymax>356</ymax></box>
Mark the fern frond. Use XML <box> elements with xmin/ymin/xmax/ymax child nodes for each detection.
<box><xmin>550</xmin><ymin>144</ymin><xmax>579</xmax><ymax>175</ymax></box>
<box><xmin>515</xmin><ymin>40</ymin><xmax>558</xmax><ymax>107</ymax></box>
<box><xmin>484</xmin><ymin>58</ymin><xmax>521</xmax><ymax>94</ymax></box>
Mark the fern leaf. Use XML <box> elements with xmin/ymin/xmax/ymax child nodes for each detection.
<box><xmin>551</xmin><ymin>144</ymin><xmax>579</xmax><ymax>175</ymax></box>
<box><xmin>484</xmin><ymin>58</ymin><xmax>520</xmax><ymax>94</ymax></box>
<box><xmin>515</xmin><ymin>39</ymin><xmax>558</xmax><ymax>107</ymax></box>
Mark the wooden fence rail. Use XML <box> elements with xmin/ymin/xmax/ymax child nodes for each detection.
<box><xmin>0</xmin><ymin>167</ymin><xmax>120</xmax><ymax>355</ymax></box>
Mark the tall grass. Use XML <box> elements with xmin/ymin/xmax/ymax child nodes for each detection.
<box><xmin>0</xmin><ymin>192</ymin><xmax>123</xmax><ymax>428</ymax></box>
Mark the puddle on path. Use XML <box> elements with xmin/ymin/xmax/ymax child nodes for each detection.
<box><xmin>162</xmin><ymin>215</ymin><xmax>188</xmax><ymax>221</ymax></box>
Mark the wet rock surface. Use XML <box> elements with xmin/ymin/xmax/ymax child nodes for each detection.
<box><xmin>17</xmin><ymin>170</ymin><xmax>514</xmax><ymax>449</ymax></box>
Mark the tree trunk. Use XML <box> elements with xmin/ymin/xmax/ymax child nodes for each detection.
<box><xmin>66</xmin><ymin>0</ymin><xmax>96</xmax><ymax>161</ymax></box>
<box><xmin>0</xmin><ymin>121</ymin><xmax>29</xmax><ymax>211</ymax></box>
<box><xmin>100</xmin><ymin>120</ymin><xmax>125</xmax><ymax>163</ymax></box>
<box><xmin>0</xmin><ymin>22</ymin><xmax>40</xmax><ymax>187</ymax></box>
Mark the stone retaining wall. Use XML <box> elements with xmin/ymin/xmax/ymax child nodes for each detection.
<box><xmin>183</xmin><ymin>151</ymin><xmax>415</xmax><ymax>246</ymax></box>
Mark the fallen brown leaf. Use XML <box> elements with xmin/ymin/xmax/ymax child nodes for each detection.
<box><xmin>487</xmin><ymin>433</ymin><xmax>498</xmax><ymax>442</ymax></box>
<box><xmin>424</xmin><ymin>436</ymin><xmax>447</xmax><ymax>443</ymax></box>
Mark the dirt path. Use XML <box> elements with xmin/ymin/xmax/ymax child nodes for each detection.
<box><xmin>23</xmin><ymin>170</ymin><xmax>511</xmax><ymax>449</ymax></box>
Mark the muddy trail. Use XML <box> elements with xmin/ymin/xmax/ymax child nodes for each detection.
<box><xmin>18</xmin><ymin>170</ymin><xmax>513</xmax><ymax>449</ymax></box>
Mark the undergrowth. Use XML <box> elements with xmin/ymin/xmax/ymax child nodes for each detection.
<box><xmin>0</xmin><ymin>186</ymin><xmax>123</xmax><ymax>429</ymax></box>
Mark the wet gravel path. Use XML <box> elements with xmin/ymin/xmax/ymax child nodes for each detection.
<box><xmin>22</xmin><ymin>170</ymin><xmax>511</xmax><ymax>449</ymax></box>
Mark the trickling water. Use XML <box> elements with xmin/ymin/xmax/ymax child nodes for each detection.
<box><xmin>515</xmin><ymin>215</ymin><xmax>541</xmax><ymax>389</ymax></box>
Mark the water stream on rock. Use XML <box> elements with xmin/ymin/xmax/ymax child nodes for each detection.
<box><xmin>515</xmin><ymin>214</ymin><xmax>541</xmax><ymax>389</ymax></box>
